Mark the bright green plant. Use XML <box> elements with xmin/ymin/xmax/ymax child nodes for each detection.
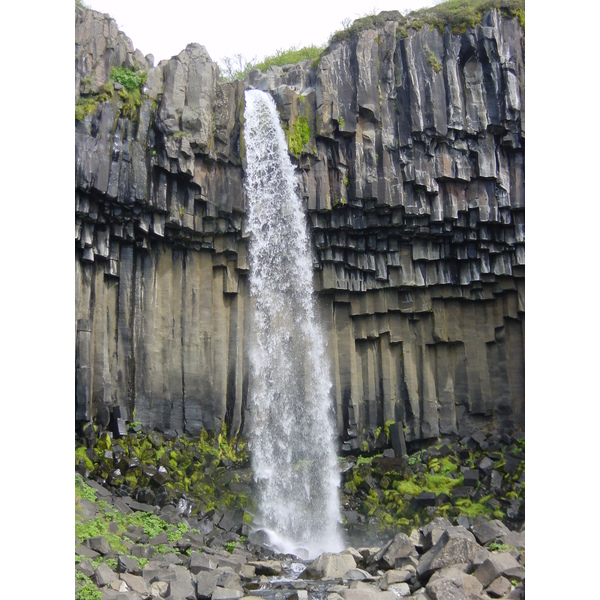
<box><xmin>287</xmin><ymin>116</ymin><xmax>311</xmax><ymax>157</ymax></box>
<box><xmin>75</xmin><ymin>582</ymin><xmax>101</xmax><ymax>600</ymax></box>
<box><xmin>110</xmin><ymin>67</ymin><xmax>147</xmax><ymax>92</ymax></box>
<box><xmin>489</xmin><ymin>542</ymin><xmax>509</xmax><ymax>551</ymax></box>
<box><xmin>75</xmin><ymin>474</ymin><xmax>97</xmax><ymax>502</ymax></box>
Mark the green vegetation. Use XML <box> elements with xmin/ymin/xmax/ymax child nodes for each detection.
<box><xmin>489</xmin><ymin>542</ymin><xmax>509</xmax><ymax>552</ymax></box>
<box><xmin>287</xmin><ymin>115</ymin><xmax>311</xmax><ymax>157</ymax></box>
<box><xmin>356</xmin><ymin>453</ymin><xmax>383</xmax><ymax>467</ymax></box>
<box><xmin>340</xmin><ymin>431</ymin><xmax>524</xmax><ymax>537</ymax></box>
<box><xmin>329</xmin><ymin>10</ymin><xmax>404</xmax><ymax>44</ymax></box>
<box><xmin>329</xmin><ymin>0</ymin><xmax>524</xmax><ymax>44</ymax></box>
<box><xmin>75</xmin><ymin>425</ymin><xmax>250</xmax><ymax>517</ymax></box>
<box><xmin>75</xmin><ymin>472</ymin><xmax>202</xmax><ymax>599</ymax></box>
<box><xmin>254</xmin><ymin>45</ymin><xmax>325</xmax><ymax>72</ymax></box>
<box><xmin>427</xmin><ymin>49</ymin><xmax>442</xmax><ymax>73</ymax></box>
<box><xmin>404</xmin><ymin>0</ymin><xmax>525</xmax><ymax>35</ymax></box>
<box><xmin>220</xmin><ymin>44</ymin><xmax>326</xmax><ymax>82</ymax></box>
<box><xmin>110</xmin><ymin>66</ymin><xmax>147</xmax><ymax>92</ymax></box>
<box><xmin>75</xmin><ymin>66</ymin><xmax>147</xmax><ymax>122</ymax></box>
<box><xmin>75</xmin><ymin>581</ymin><xmax>101</xmax><ymax>600</ymax></box>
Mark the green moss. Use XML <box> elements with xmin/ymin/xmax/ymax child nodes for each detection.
<box><xmin>392</xmin><ymin>479</ymin><xmax>421</xmax><ymax>496</ymax></box>
<box><xmin>75</xmin><ymin>96</ymin><xmax>100</xmax><ymax>121</ymax></box>
<box><xmin>427</xmin><ymin>49</ymin><xmax>442</xmax><ymax>73</ymax></box>
<box><xmin>424</xmin><ymin>473</ymin><xmax>462</xmax><ymax>496</ymax></box>
<box><xmin>287</xmin><ymin>115</ymin><xmax>311</xmax><ymax>157</ymax></box>
<box><xmin>75</xmin><ymin>448</ymin><xmax>95</xmax><ymax>471</ymax></box>
<box><xmin>453</xmin><ymin>498</ymin><xmax>492</xmax><ymax>519</ymax></box>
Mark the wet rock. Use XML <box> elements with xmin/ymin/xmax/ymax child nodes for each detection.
<box><xmin>247</xmin><ymin>560</ymin><xmax>282</xmax><ymax>576</ymax></box>
<box><xmin>343</xmin><ymin>568</ymin><xmax>375</xmax><ymax>581</ymax></box>
<box><xmin>211</xmin><ymin>588</ymin><xmax>244</xmax><ymax>600</ymax></box>
<box><xmin>301</xmin><ymin>552</ymin><xmax>357</xmax><ymax>580</ymax></box>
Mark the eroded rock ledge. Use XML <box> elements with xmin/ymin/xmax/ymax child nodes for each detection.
<box><xmin>75</xmin><ymin>5</ymin><xmax>525</xmax><ymax>448</ymax></box>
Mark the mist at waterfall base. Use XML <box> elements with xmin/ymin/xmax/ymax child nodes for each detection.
<box><xmin>243</xmin><ymin>90</ymin><xmax>345</xmax><ymax>559</ymax></box>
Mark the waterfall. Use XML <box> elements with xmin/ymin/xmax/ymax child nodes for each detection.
<box><xmin>243</xmin><ymin>89</ymin><xmax>345</xmax><ymax>559</ymax></box>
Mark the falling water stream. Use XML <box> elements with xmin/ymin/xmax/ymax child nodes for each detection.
<box><xmin>243</xmin><ymin>89</ymin><xmax>344</xmax><ymax>559</ymax></box>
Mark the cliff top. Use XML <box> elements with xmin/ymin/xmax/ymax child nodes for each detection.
<box><xmin>330</xmin><ymin>0</ymin><xmax>524</xmax><ymax>45</ymax></box>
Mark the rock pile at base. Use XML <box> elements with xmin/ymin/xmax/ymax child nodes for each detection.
<box><xmin>76</xmin><ymin>477</ymin><xmax>524</xmax><ymax>600</ymax></box>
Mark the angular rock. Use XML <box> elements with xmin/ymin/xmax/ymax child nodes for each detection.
<box><xmin>211</xmin><ymin>588</ymin><xmax>244</xmax><ymax>600</ymax></box>
<box><xmin>487</xmin><ymin>575</ymin><xmax>512</xmax><ymax>598</ymax></box>
<box><xmin>386</xmin><ymin>582</ymin><xmax>410</xmax><ymax>597</ymax></box>
<box><xmin>119</xmin><ymin>573</ymin><xmax>148</xmax><ymax>596</ymax></box>
<box><xmin>301</xmin><ymin>553</ymin><xmax>357</xmax><ymax>580</ymax></box>
<box><xmin>470</xmin><ymin>519</ymin><xmax>510</xmax><ymax>546</ymax></box>
<box><xmin>76</xmin><ymin>544</ymin><xmax>100</xmax><ymax>560</ymax></box>
<box><xmin>417</xmin><ymin>527</ymin><xmax>482</xmax><ymax>581</ymax></box>
<box><xmin>86</xmin><ymin>536</ymin><xmax>112</xmax><ymax>555</ymax></box>
<box><xmin>195</xmin><ymin>571</ymin><xmax>217</xmax><ymax>599</ymax></box>
<box><xmin>340</xmin><ymin>581</ymin><xmax>379</xmax><ymax>599</ymax></box>
<box><xmin>247</xmin><ymin>560</ymin><xmax>282</xmax><ymax>576</ymax></box>
<box><xmin>76</xmin><ymin>560</ymin><xmax>95</xmax><ymax>578</ymax></box>
<box><xmin>372</xmin><ymin>532</ymin><xmax>417</xmax><ymax>569</ymax></box>
<box><xmin>94</xmin><ymin>563</ymin><xmax>118</xmax><ymax>587</ymax></box>
<box><xmin>462</xmin><ymin>469</ymin><xmax>479</xmax><ymax>488</ymax></box>
<box><xmin>426</xmin><ymin>567</ymin><xmax>483</xmax><ymax>600</ymax></box>
<box><xmin>215</xmin><ymin>570</ymin><xmax>242</xmax><ymax>591</ymax></box>
<box><xmin>189</xmin><ymin>551</ymin><xmax>218</xmax><ymax>573</ymax></box>
<box><xmin>379</xmin><ymin>568</ymin><xmax>413</xmax><ymax>589</ymax></box>
<box><xmin>167</xmin><ymin>577</ymin><xmax>197</xmax><ymax>600</ymax></box>
<box><xmin>343</xmin><ymin>568</ymin><xmax>375</xmax><ymax>581</ymax></box>
<box><xmin>473</xmin><ymin>552</ymin><xmax>524</xmax><ymax>587</ymax></box>
<box><xmin>149</xmin><ymin>581</ymin><xmax>169</xmax><ymax>597</ymax></box>
<box><xmin>117</xmin><ymin>555</ymin><xmax>140</xmax><ymax>575</ymax></box>
<box><xmin>421</xmin><ymin>518</ymin><xmax>453</xmax><ymax>551</ymax></box>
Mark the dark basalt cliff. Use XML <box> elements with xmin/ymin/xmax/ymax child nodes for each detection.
<box><xmin>75</xmin><ymin>5</ymin><xmax>525</xmax><ymax>450</ymax></box>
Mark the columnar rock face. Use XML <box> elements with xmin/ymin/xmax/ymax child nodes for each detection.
<box><xmin>75</xmin><ymin>5</ymin><xmax>525</xmax><ymax>449</ymax></box>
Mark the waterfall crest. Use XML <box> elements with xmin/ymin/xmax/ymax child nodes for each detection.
<box><xmin>243</xmin><ymin>89</ymin><xmax>344</xmax><ymax>558</ymax></box>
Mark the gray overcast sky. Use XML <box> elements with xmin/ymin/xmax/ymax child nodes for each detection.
<box><xmin>85</xmin><ymin>0</ymin><xmax>437</xmax><ymax>66</ymax></box>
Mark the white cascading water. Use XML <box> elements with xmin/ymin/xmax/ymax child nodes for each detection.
<box><xmin>243</xmin><ymin>89</ymin><xmax>345</xmax><ymax>559</ymax></box>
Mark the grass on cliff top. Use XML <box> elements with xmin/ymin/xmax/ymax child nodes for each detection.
<box><xmin>329</xmin><ymin>0</ymin><xmax>524</xmax><ymax>44</ymax></box>
<box><xmin>220</xmin><ymin>44</ymin><xmax>325</xmax><ymax>82</ymax></box>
